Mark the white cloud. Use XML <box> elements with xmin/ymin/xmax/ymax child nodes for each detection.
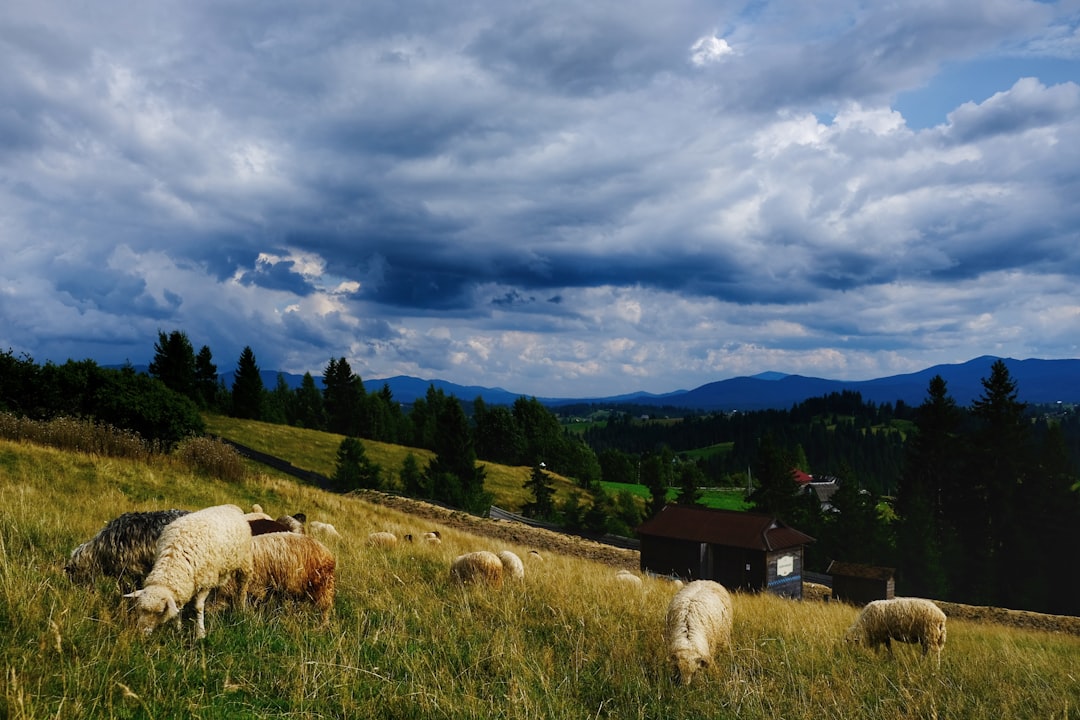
<box><xmin>689</xmin><ymin>34</ymin><xmax>733</xmax><ymax>66</ymax></box>
<box><xmin>2</xmin><ymin>0</ymin><xmax>1079</xmax><ymax>397</ymax></box>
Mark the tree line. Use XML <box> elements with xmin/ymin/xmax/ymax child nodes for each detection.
<box><xmin>743</xmin><ymin>360</ymin><xmax>1080</xmax><ymax>616</ymax></box>
<box><xmin>5</xmin><ymin>332</ymin><xmax>1079</xmax><ymax>614</ymax></box>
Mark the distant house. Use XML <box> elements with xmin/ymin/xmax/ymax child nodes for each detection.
<box><xmin>636</xmin><ymin>505</ymin><xmax>815</xmax><ymax>599</ymax></box>
<box><xmin>804</xmin><ymin>477</ymin><xmax>840</xmax><ymax>510</ymax></box>
<box><xmin>827</xmin><ymin>560</ymin><xmax>895</xmax><ymax>605</ymax></box>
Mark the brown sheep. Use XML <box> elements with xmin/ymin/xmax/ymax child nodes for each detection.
<box><xmin>450</xmin><ymin>551</ymin><xmax>504</xmax><ymax>587</ymax></box>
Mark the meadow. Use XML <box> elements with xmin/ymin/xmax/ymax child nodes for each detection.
<box><xmin>2</xmin><ymin>433</ymin><xmax>1079</xmax><ymax>719</ymax></box>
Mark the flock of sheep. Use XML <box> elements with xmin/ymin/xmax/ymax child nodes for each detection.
<box><xmin>64</xmin><ymin>502</ymin><xmax>947</xmax><ymax>682</ymax></box>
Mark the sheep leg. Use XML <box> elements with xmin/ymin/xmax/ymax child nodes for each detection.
<box><xmin>234</xmin><ymin>568</ymin><xmax>250</xmax><ymax>611</ymax></box>
<box><xmin>193</xmin><ymin>588</ymin><xmax>210</xmax><ymax>640</ymax></box>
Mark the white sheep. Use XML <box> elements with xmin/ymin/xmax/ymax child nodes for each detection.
<box><xmin>497</xmin><ymin>550</ymin><xmax>525</xmax><ymax>581</ymax></box>
<box><xmin>367</xmin><ymin>531</ymin><xmax>398</xmax><ymax>547</ymax></box>
<box><xmin>308</xmin><ymin>521</ymin><xmax>342</xmax><ymax>539</ymax></box>
<box><xmin>236</xmin><ymin>532</ymin><xmax>337</xmax><ymax>626</ymax></box>
<box><xmin>450</xmin><ymin>551</ymin><xmax>504</xmax><ymax>587</ymax></box>
<box><xmin>664</xmin><ymin>580</ymin><xmax>733</xmax><ymax>685</ymax></box>
<box><xmin>124</xmin><ymin>504</ymin><xmax>253</xmax><ymax>640</ymax></box>
<box><xmin>845</xmin><ymin>597</ymin><xmax>947</xmax><ymax>666</ymax></box>
<box><xmin>615</xmin><ymin>569</ymin><xmax>643</xmax><ymax>587</ymax></box>
<box><xmin>422</xmin><ymin>531</ymin><xmax>442</xmax><ymax>545</ymax></box>
<box><xmin>65</xmin><ymin>509</ymin><xmax>190</xmax><ymax>588</ymax></box>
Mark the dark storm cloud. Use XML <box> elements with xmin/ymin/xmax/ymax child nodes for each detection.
<box><xmin>2</xmin><ymin>0</ymin><xmax>1079</xmax><ymax>396</ymax></box>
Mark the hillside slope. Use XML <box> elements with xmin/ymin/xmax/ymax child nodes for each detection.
<box><xmin>3</xmin><ymin>437</ymin><xmax>1078</xmax><ymax>719</ymax></box>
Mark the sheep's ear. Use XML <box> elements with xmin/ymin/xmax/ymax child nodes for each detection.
<box><xmin>123</xmin><ymin>590</ymin><xmax>142</xmax><ymax>598</ymax></box>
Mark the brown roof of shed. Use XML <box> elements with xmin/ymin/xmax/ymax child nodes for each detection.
<box><xmin>636</xmin><ymin>505</ymin><xmax>815</xmax><ymax>552</ymax></box>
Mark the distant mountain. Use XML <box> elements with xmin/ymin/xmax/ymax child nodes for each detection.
<box><xmin>636</xmin><ymin>356</ymin><xmax>1080</xmax><ymax>411</ymax></box>
<box><xmin>127</xmin><ymin>356</ymin><xmax>1080</xmax><ymax>412</ymax></box>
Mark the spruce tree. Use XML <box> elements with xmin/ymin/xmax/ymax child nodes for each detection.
<box><xmin>333</xmin><ymin>437</ymin><xmax>382</xmax><ymax>491</ymax></box>
<box><xmin>148</xmin><ymin>330</ymin><xmax>196</xmax><ymax>399</ymax></box>
<box><xmin>897</xmin><ymin>375</ymin><xmax>959</xmax><ymax>599</ymax></box>
<box><xmin>675</xmin><ymin>462</ymin><xmax>705</xmax><ymax>505</ymax></box>
<box><xmin>293</xmin><ymin>372</ymin><xmax>326</xmax><ymax>430</ymax></box>
<box><xmin>967</xmin><ymin>359</ymin><xmax>1030</xmax><ymax>606</ymax></box>
<box><xmin>424</xmin><ymin>396</ymin><xmax>491</xmax><ymax>514</ymax></box>
<box><xmin>230</xmin><ymin>346</ymin><xmax>264</xmax><ymax>420</ymax></box>
<box><xmin>193</xmin><ymin>345</ymin><xmax>219</xmax><ymax>409</ymax></box>
<box><xmin>523</xmin><ymin>463</ymin><xmax>556</xmax><ymax>520</ymax></box>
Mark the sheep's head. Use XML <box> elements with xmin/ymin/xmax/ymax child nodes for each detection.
<box><xmin>64</xmin><ymin>543</ymin><xmax>92</xmax><ymax>582</ymax></box>
<box><xmin>123</xmin><ymin>587</ymin><xmax>180</xmax><ymax>636</ymax></box>
<box><xmin>671</xmin><ymin>653</ymin><xmax>708</xmax><ymax>686</ymax></box>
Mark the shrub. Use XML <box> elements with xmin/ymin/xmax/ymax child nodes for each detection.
<box><xmin>173</xmin><ymin>435</ymin><xmax>248</xmax><ymax>483</ymax></box>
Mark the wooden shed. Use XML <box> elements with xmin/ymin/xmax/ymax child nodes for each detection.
<box><xmin>827</xmin><ymin>561</ymin><xmax>895</xmax><ymax>605</ymax></box>
<box><xmin>636</xmin><ymin>505</ymin><xmax>815</xmax><ymax>599</ymax></box>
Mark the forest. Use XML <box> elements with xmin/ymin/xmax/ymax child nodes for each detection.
<box><xmin>2</xmin><ymin>330</ymin><xmax>1079</xmax><ymax>615</ymax></box>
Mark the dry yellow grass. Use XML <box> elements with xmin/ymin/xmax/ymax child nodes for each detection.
<box><xmin>2</xmin><ymin>436</ymin><xmax>1078</xmax><ymax>719</ymax></box>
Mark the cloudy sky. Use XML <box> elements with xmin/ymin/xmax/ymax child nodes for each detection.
<box><xmin>2</xmin><ymin>1</ymin><xmax>1079</xmax><ymax>398</ymax></box>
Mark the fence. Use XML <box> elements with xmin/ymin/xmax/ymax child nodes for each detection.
<box><xmin>212</xmin><ymin>436</ymin><xmax>335</xmax><ymax>491</ymax></box>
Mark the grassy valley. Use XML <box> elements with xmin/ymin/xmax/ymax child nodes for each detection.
<box><xmin>2</xmin><ymin>429</ymin><xmax>1079</xmax><ymax>719</ymax></box>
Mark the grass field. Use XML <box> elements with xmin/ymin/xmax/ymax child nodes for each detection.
<box><xmin>600</xmin><ymin>481</ymin><xmax>750</xmax><ymax>511</ymax></box>
<box><xmin>202</xmin><ymin>415</ymin><xmax>586</xmax><ymax>513</ymax></box>
<box><xmin>2</xmin><ymin>431</ymin><xmax>1079</xmax><ymax>719</ymax></box>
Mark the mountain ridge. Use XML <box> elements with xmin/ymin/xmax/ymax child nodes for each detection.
<box><xmin>208</xmin><ymin>355</ymin><xmax>1080</xmax><ymax>411</ymax></box>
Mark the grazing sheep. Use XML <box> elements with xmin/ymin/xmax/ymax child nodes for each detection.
<box><xmin>240</xmin><ymin>532</ymin><xmax>336</xmax><ymax>625</ymax></box>
<box><xmin>275</xmin><ymin>514</ymin><xmax>306</xmax><ymax>534</ymax></box>
<box><xmin>664</xmin><ymin>580</ymin><xmax>734</xmax><ymax>686</ymax></box>
<box><xmin>248</xmin><ymin>518</ymin><xmax>296</xmax><ymax>536</ymax></box>
<box><xmin>124</xmin><ymin>504</ymin><xmax>253</xmax><ymax>640</ymax></box>
<box><xmin>65</xmin><ymin>509</ymin><xmax>191</xmax><ymax>588</ymax></box>
<box><xmin>423</xmin><ymin>531</ymin><xmax>442</xmax><ymax>545</ymax></box>
<box><xmin>450</xmin><ymin>551</ymin><xmax>504</xmax><ymax>587</ymax></box>
<box><xmin>615</xmin><ymin>569</ymin><xmax>643</xmax><ymax>587</ymax></box>
<box><xmin>497</xmin><ymin>550</ymin><xmax>525</xmax><ymax>581</ymax></box>
<box><xmin>845</xmin><ymin>597</ymin><xmax>947</xmax><ymax>666</ymax></box>
<box><xmin>308</xmin><ymin>521</ymin><xmax>341</xmax><ymax>539</ymax></box>
<box><xmin>527</xmin><ymin>550</ymin><xmax>543</xmax><ymax>561</ymax></box>
<box><xmin>245</xmin><ymin>504</ymin><xmax>274</xmax><ymax>522</ymax></box>
<box><xmin>367</xmin><ymin>531</ymin><xmax>398</xmax><ymax>547</ymax></box>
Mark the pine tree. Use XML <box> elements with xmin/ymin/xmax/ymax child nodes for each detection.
<box><xmin>193</xmin><ymin>345</ymin><xmax>219</xmax><ymax>409</ymax></box>
<box><xmin>640</xmin><ymin>454</ymin><xmax>669</xmax><ymax>518</ymax></box>
<box><xmin>523</xmin><ymin>463</ymin><xmax>557</xmax><ymax>520</ymax></box>
<box><xmin>322</xmin><ymin>357</ymin><xmax>365</xmax><ymax>436</ymax></box>
<box><xmin>400</xmin><ymin>453</ymin><xmax>427</xmax><ymax>497</ymax></box>
<box><xmin>897</xmin><ymin>375</ymin><xmax>959</xmax><ymax>599</ymax></box>
<box><xmin>750</xmin><ymin>433</ymin><xmax>797</xmax><ymax>518</ymax></box>
<box><xmin>230</xmin><ymin>346</ymin><xmax>264</xmax><ymax>420</ymax></box>
<box><xmin>293</xmin><ymin>372</ymin><xmax>326</xmax><ymax>430</ymax></box>
<box><xmin>424</xmin><ymin>396</ymin><xmax>491</xmax><ymax>514</ymax></box>
<box><xmin>332</xmin><ymin>437</ymin><xmax>382</xmax><ymax>491</ymax></box>
<box><xmin>148</xmin><ymin>330</ymin><xmax>196</xmax><ymax>399</ymax></box>
<box><xmin>967</xmin><ymin>359</ymin><xmax>1030</xmax><ymax>607</ymax></box>
<box><xmin>675</xmin><ymin>462</ymin><xmax>705</xmax><ymax>505</ymax></box>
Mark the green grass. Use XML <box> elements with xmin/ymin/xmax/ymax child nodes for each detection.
<box><xmin>600</xmin><ymin>481</ymin><xmax>750</xmax><ymax>511</ymax></box>
<box><xmin>202</xmin><ymin>414</ymin><xmax>584</xmax><ymax>513</ymax></box>
<box><xmin>678</xmin><ymin>441</ymin><xmax>734</xmax><ymax>461</ymax></box>
<box><xmin>3</xmin><ymin>438</ymin><xmax>1080</xmax><ymax>718</ymax></box>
